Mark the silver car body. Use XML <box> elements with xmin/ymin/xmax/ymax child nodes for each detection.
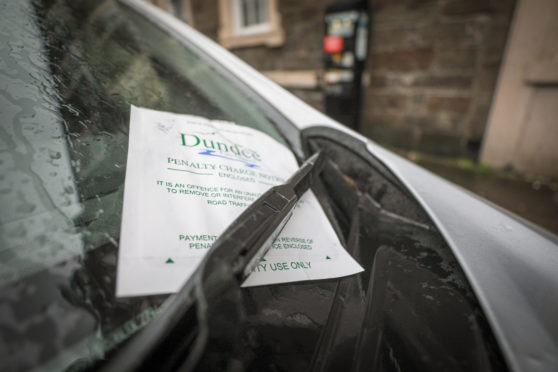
<box><xmin>122</xmin><ymin>2</ymin><xmax>558</xmax><ymax>371</ymax></box>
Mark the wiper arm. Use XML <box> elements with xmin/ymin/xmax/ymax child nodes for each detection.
<box><xmin>212</xmin><ymin>150</ymin><xmax>326</xmax><ymax>282</ymax></box>
<box><xmin>102</xmin><ymin>152</ymin><xmax>325</xmax><ymax>372</ymax></box>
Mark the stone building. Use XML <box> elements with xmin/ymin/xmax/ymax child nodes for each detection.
<box><xmin>149</xmin><ymin>0</ymin><xmax>558</xmax><ymax>178</ymax></box>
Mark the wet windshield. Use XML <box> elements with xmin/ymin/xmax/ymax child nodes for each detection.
<box><xmin>0</xmin><ymin>0</ymin><xmax>286</xmax><ymax>369</ymax></box>
<box><xmin>1</xmin><ymin>0</ymin><xmax>510</xmax><ymax>371</ymax></box>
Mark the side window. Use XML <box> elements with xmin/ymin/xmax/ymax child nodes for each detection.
<box><xmin>149</xmin><ymin>0</ymin><xmax>194</xmax><ymax>24</ymax></box>
<box><xmin>303</xmin><ymin>128</ymin><xmax>508</xmax><ymax>372</ymax></box>
<box><xmin>218</xmin><ymin>0</ymin><xmax>284</xmax><ymax>48</ymax></box>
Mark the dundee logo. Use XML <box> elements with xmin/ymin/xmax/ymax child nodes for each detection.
<box><xmin>180</xmin><ymin>133</ymin><xmax>261</xmax><ymax>168</ymax></box>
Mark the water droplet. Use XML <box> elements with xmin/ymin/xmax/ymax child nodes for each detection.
<box><xmin>49</xmin><ymin>150</ymin><xmax>61</xmax><ymax>160</ymax></box>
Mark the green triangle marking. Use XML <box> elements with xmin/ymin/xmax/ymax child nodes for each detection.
<box><xmin>326</xmin><ymin>256</ymin><xmax>331</xmax><ymax>260</ymax></box>
<box><xmin>166</xmin><ymin>258</ymin><xmax>175</xmax><ymax>264</ymax></box>
<box><xmin>261</xmin><ymin>258</ymin><xmax>267</xmax><ymax>262</ymax></box>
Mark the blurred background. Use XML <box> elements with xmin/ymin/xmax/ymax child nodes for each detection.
<box><xmin>147</xmin><ymin>0</ymin><xmax>558</xmax><ymax>234</ymax></box>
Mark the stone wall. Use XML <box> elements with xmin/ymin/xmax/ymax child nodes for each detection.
<box><xmin>190</xmin><ymin>0</ymin><xmax>219</xmax><ymax>39</ymax></box>
<box><xmin>191</xmin><ymin>0</ymin><xmax>334</xmax><ymax>112</ymax></box>
<box><xmin>364</xmin><ymin>0</ymin><xmax>515</xmax><ymax>157</ymax></box>
<box><xmin>189</xmin><ymin>0</ymin><xmax>515</xmax><ymax>158</ymax></box>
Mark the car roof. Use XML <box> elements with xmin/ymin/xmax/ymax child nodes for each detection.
<box><xmin>121</xmin><ymin>1</ymin><xmax>558</xmax><ymax>371</ymax></box>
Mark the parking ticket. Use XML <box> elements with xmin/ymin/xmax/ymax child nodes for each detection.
<box><xmin>116</xmin><ymin>106</ymin><xmax>363</xmax><ymax>297</ymax></box>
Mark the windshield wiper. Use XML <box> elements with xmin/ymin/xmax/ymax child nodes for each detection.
<box><xmin>102</xmin><ymin>152</ymin><xmax>325</xmax><ymax>372</ymax></box>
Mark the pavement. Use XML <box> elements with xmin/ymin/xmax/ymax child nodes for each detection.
<box><xmin>401</xmin><ymin>151</ymin><xmax>558</xmax><ymax>236</ymax></box>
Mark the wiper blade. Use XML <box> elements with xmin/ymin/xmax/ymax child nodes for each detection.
<box><xmin>102</xmin><ymin>152</ymin><xmax>325</xmax><ymax>372</ymax></box>
<box><xmin>221</xmin><ymin>150</ymin><xmax>325</xmax><ymax>281</ymax></box>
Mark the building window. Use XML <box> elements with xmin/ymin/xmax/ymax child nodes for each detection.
<box><xmin>233</xmin><ymin>0</ymin><xmax>270</xmax><ymax>35</ymax></box>
<box><xmin>219</xmin><ymin>0</ymin><xmax>284</xmax><ymax>49</ymax></box>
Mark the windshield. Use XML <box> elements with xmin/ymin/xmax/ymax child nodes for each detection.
<box><xmin>0</xmin><ymin>0</ymin><xmax>288</xmax><ymax>370</ymax></box>
<box><xmin>1</xmin><ymin>0</ymin><xmax>509</xmax><ymax>371</ymax></box>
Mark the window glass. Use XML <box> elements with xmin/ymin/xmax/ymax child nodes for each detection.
<box><xmin>241</xmin><ymin>0</ymin><xmax>269</xmax><ymax>27</ymax></box>
<box><xmin>234</xmin><ymin>0</ymin><xmax>270</xmax><ymax>34</ymax></box>
<box><xmin>0</xmin><ymin>0</ymin><xmax>287</xmax><ymax>369</ymax></box>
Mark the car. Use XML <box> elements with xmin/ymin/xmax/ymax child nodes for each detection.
<box><xmin>1</xmin><ymin>0</ymin><xmax>557</xmax><ymax>371</ymax></box>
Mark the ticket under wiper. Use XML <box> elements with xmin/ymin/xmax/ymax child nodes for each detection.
<box><xmin>116</xmin><ymin>106</ymin><xmax>363</xmax><ymax>297</ymax></box>
<box><xmin>208</xmin><ymin>151</ymin><xmax>325</xmax><ymax>284</ymax></box>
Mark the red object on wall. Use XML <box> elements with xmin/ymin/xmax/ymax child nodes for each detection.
<box><xmin>323</xmin><ymin>36</ymin><xmax>344</xmax><ymax>54</ymax></box>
